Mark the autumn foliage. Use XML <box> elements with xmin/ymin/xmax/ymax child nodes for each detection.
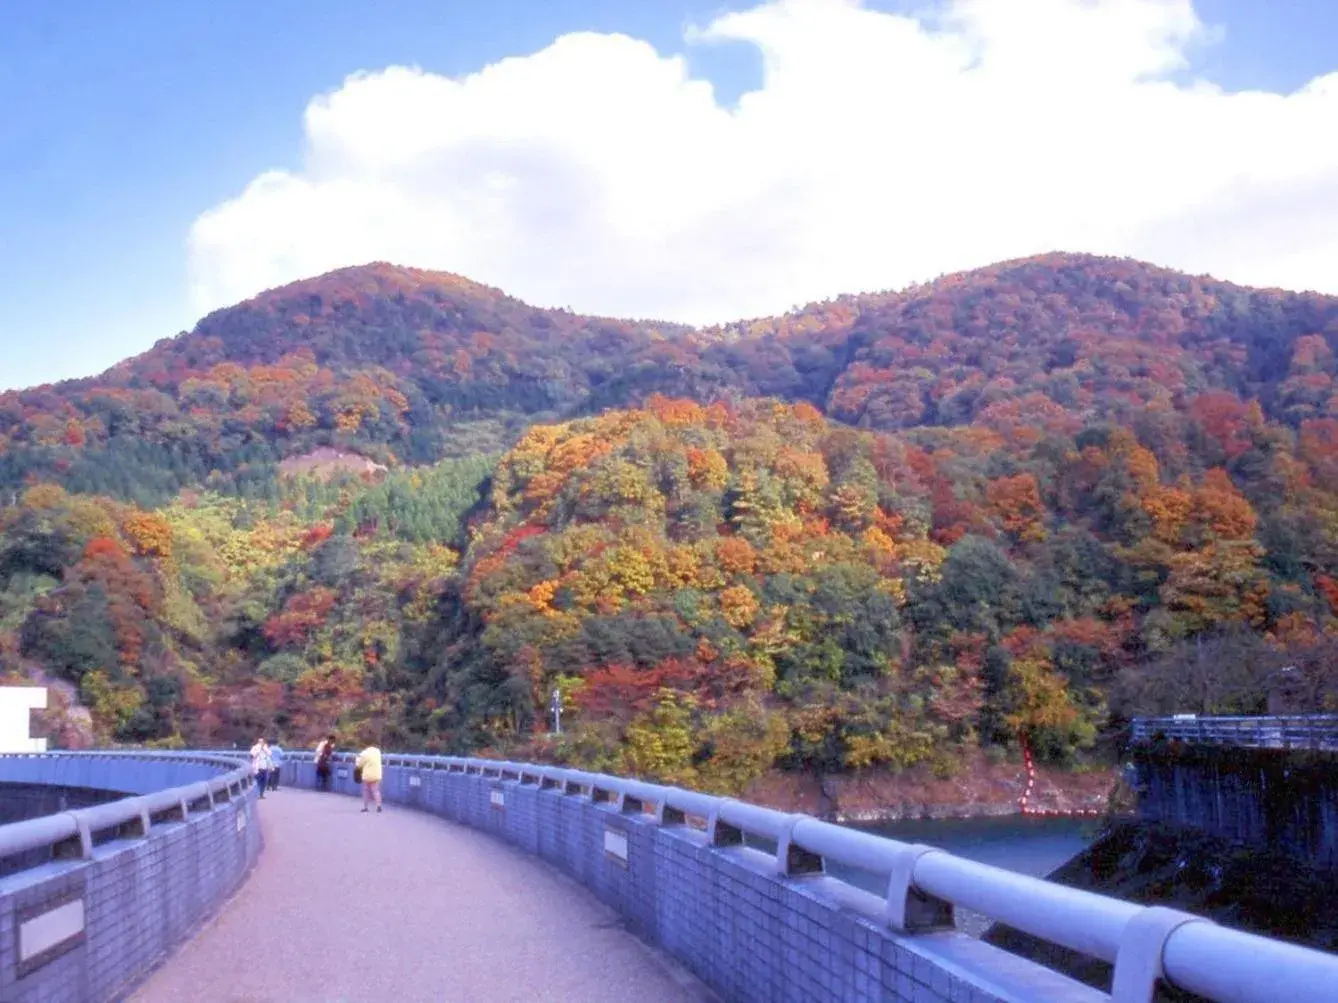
<box><xmin>263</xmin><ymin>588</ymin><xmax>338</xmax><ymax>648</ymax></box>
<box><xmin>4</xmin><ymin>254</ymin><xmax>1338</xmax><ymax>776</ymax></box>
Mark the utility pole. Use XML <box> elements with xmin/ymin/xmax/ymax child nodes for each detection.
<box><xmin>550</xmin><ymin>687</ymin><xmax>562</xmax><ymax>736</ymax></box>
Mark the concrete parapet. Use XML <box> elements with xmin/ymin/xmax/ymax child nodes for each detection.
<box><xmin>285</xmin><ymin>751</ymin><xmax>1338</xmax><ymax>1003</ymax></box>
<box><xmin>0</xmin><ymin>752</ymin><xmax>262</xmax><ymax>1002</ymax></box>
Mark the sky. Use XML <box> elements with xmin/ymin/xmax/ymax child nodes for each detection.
<box><xmin>2</xmin><ymin>0</ymin><xmax>1337</xmax><ymax>391</ymax></box>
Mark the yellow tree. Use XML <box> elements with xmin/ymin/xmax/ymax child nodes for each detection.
<box><xmin>620</xmin><ymin>691</ymin><xmax>698</xmax><ymax>786</ymax></box>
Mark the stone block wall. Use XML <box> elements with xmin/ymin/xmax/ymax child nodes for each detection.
<box><xmin>0</xmin><ymin>758</ymin><xmax>262</xmax><ymax>1002</ymax></box>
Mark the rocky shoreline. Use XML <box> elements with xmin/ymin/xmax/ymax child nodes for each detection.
<box><xmin>742</xmin><ymin>753</ymin><xmax>1118</xmax><ymax>824</ymax></box>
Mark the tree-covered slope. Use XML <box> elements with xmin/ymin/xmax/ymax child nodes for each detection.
<box><xmin>826</xmin><ymin>254</ymin><xmax>1338</xmax><ymax>431</ymax></box>
<box><xmin>418</xmin><ymin>391</ymin><xmax>1338</xmax><ymax>791</ymax></box>
<box><xmin>4</xmin><ymin>255</ymin><xmax>1336</xmax><ymax>508</ymax></box>
<box><xmin>0</xmin><ymin>457</ymin><xmax>493</xmax><ymax>746</ymax></box>
<box><xmin>4</xmin><ymin>253</ymin><xmax>1338</xmax><ymax>776</ymax></box>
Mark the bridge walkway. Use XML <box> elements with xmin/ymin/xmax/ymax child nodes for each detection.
<box><xmin>130</xmin><ymin>787</ymin><xmax>710</xmax><ymax>1003</ymax></box>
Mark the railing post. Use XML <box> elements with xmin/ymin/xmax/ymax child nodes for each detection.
<box><xmin>561</xmin><ymin>776</ymin><xmax>584</xmax><ymax>797</ymax></box>
<box><xmin>706</xmin><ymin>801</ymin><xmax>743</xmax><ymax>847</ymax></box>
<box><xmin>133</xmin><ymin>804</ymin><xmax>152</xmax><ymax>839</ymax></box>
<box><xmin>656</xmin><ymin>800</ymin><xmax>685</xmax><ymax>825</ymax></box>
<box><xmin>1111</xmin><ymin>906</ymin><xmax>1209</xmax><ymax>1003</ymax></box>
<box><xmin>616</xmin><ymin>791</ymin><xmax>643</xmax><ymax>815</ymax></box>
<box><xmin>776</xmin><ymin>815</ymin><xmax>823</xmax><ymax>877</ymax></box>
<box><xmin>53</xmin><ymin>811</ymin><xmax>92</xmax><ymax>861</ymax></box>
<box><xmin>884</xmin><ymin>844</ymin><xmax>954</xmax><ymax>932</ymax></box>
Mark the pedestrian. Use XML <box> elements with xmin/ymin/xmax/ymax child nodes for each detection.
<box><xmin>355</xmin><ymin>742</ymin><xmax>383</xmax><ymax>813</ymax></box>
<box><xmin>314</xmin><ymin>734</ymin><xmax>336</xmax><ymax>791</ymax></box>
<box><xmin>249</xmin><ymin>737</ymin><xmax>272</xmax><ymax>798</ymax></box>
<box><xmin>269</xmin><ymin>739</ymin><xmax>285</xmax><ymax>791</ymax></box>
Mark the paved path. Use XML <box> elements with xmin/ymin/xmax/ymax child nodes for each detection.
<box><xmin>132</xmin><ymin>788</ymin><xmax>711</xmax><ymax>1003</ymax></box>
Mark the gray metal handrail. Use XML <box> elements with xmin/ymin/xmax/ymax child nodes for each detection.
<box><xmin>1131</xmin><ymin>715</ymin><xmax>1338</xmax><ymax>751</ymax></box>
<box><xmin>288</xmin><ymin>749</ymin><xmax>1338</xmax><ymax>1003</ymax></box>
<box><xmin>0</xmin><ymin>749</ymin><xmax>256</xmax><ymax>865</ymax></box>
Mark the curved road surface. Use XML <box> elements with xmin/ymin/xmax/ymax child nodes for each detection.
<box><xmin>132</xmin><ymin>788</ymin><xmax>712</xmax><ymax>1003</ymax></box>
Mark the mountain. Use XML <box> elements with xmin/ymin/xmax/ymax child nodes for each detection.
<box><xmin>4</xmin><ymin>254</ymin><xmax>1338</xmax><ymax>783</ymax></box>
<box><xmin>6</xmin><ymin>254</ymin><xmax>1335</xmax><ymax>507</ymax></box>
<box><xmin>828</xmin><ymin>254</ymin><xmax>1338</xmax><ymax>430</ymax></box>
<box><xmin>0</xmin><ymin>262</ymin><xmax>812</xmax><ymax>504</ymax></box>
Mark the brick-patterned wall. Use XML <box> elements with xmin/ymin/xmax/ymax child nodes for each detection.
<box><xmin>289</xmin><ymin>760</ymin><xmax>1102</xmax><ymax>1003</ymax></box>
<box><xmin>0</xmin><ymin>766</ymin><xmax>262</xmax><ymax>1003</ymax></box>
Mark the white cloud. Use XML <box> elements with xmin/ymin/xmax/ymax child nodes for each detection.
<box><xmin>188</xmin><ymin>0</ymin><xmax>1338</xmax><ymax>323</ymax></box>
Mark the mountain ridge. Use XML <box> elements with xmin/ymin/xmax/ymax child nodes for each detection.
<box><xmin>5</xmin><ymin>252</ymin><xmax>1336</xmax><ymax>500</ymax></box>
<box><xmin>13</xmin><ymin>250</ymin><xmax>1314</xmax><ymax>395</ymax></box>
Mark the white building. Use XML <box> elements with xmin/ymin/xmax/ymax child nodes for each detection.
<box><xmin>0</xmin><ymin>687</ymin><xmax>48</xmax><ymax>752</ymax></box>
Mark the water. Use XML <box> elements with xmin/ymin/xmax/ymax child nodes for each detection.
<box><xmin>857</xmin><ymin>814</ymin><xmax>1100</xmax><ymax>878</ymax></box>
<box><xmin>839</xmin><ymin>814</ymin><xmax>1102</xmax><ymax>936</ymax></box>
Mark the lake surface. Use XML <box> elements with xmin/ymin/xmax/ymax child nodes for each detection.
<box><xmin>856</xmin><ymin>814</ymin><xmax>1101</xmax><ymax>878</ymax></box>
<box><xmin>841</xmin><ymin>814</ymin><xmax>1103</xmax><ymax>936</ymax></box>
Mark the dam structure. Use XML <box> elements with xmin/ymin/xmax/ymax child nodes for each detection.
<box><xmin>1130</xmin><ymin>714</ymin><xmax>1338</xmax><ymax>868</ymax></box>
<box><xmin>0</xmin><ymin>746</ymin><xmax>1333</xmax><ymax>1002</ymax></box>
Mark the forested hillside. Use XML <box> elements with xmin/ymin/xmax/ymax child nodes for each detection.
<box><xmin>3</xmin><ymin>254</ymin><xmax>1338</xmax><ymax>791</ymax></box>
<box><xmin>0</xmin><ymin>459</ymin><xmax>491</xmax><ymax>747</ymax></box>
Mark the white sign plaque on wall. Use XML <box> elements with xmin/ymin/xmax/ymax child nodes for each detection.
<box><xmin>0</xmin><ymin>687</ymin><xmax>47</xmax><ymax>753</ymax></box>
<box><xmin>20</xmin><ymin>899</ymin><xmax>84</xmax><ymax>963</ymax></box>
<box><xmin>490</xmin><ymin>789</ymin><xmax>505</xmax><ymax>809</ymax></box>
<box><xmin>16</xmin><ymin>887</ymin><xmax>86</xmax><ymax>977</ymax></box>
<box><xmin>408</xmin><ymin>775</ymin><xmax>422</xmax><ymax>788</ymax></box>
<box><xmin>604</xmin><ymin>828</ymin><xmax>629</xmax><ymax>865</ymax></box>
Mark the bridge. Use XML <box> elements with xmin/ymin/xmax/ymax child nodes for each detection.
<box><xmin>0</xmin><ymin>746</ymin><xmax>1335</xmax><ymax>1003</ymax></box>
<box><xmin>1130</xmin><ymin>714</ymin><xmax>1338</xmax><ymax>751</ymax></box>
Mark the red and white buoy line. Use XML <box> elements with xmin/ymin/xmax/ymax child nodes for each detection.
<box><xmin>1017</xmin><ymin>738</ymin><xmax>1103</xmax><ymax>818</ymax></box>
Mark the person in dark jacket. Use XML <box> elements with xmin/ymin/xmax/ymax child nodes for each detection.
<box><xmin>268</xmin><ymin>740</ymin><xmax>285</xmax><ymax>791</ymax></box>
<box><xmin>314</xmin><ymin>734</ymin><xmax>336</xmax><ymax>791</ymax></box>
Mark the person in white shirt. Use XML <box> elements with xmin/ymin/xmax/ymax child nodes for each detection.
<box><xmin>249</xmin><ymin>738</ymin><xmax>273</xmax><ymax>798</ymax></box>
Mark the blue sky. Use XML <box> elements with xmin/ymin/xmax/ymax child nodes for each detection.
<box><xmin>2</xmin><ymin>0</ymin><xmax>1337</xmax><ymax>391</ymax></box>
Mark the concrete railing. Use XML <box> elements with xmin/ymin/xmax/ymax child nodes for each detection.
<box><xmin>286</xmin><ymin>750</ymin><xmax>1338</xmax><ymax>1003</ymax></box>
<box><xmin>1131</xmin><ymin>715</ymin><xmax>1338</xmax><ymax>751</ymax></box>
<box><xmin>0</xmin><ymin>750</ymin><xmax>263</xmax><ymax>1003</ymax></box>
